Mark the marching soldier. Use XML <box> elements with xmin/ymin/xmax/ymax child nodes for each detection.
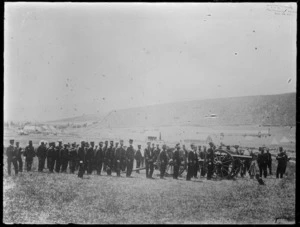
<box><xmin>173</xmin><ymin>144</ymin><xmax>181</xmax><ymax>179</ymax></box>
<box><xmin>265</xmin><ymin>148</ymin><xmax>272</xmax><ymax>175</ymax></box>
<box><xmin>95</xmin><ymin>142</ymin><xmax>104</xmax><ymax>175</ymax></box>
<box><xmin>60</xmin><ymin>143</ymin><xmax>70</xmax><ymax>173</ymax></box>
<box><xmin>257</xmin><ymin>147</ymin><xmax>268</xmax><ymax>178</ymax></box>
<box><xmin>135</xmin><ymin>145</ymin><xmax>142</xmax><ymax>173</ymax></box>
<box><xmin>47</xmin><ymin>142</ymin><xmax>56</xmax><ymax>173</ymax></box>
<box><xmin>276</xmin><ymin>147</ymin><xmax>288</xmax><ymax>178</ymax></box>
<box><xmin>159</xmin><ymin>144</ymin><xmax>168</xmax><ymax>179</ymax></box>
<box><xmin>78</xmin><ymin>141</ymin><xmax>86</xmax><ymax>178</ymax></box>
<box><xmin>106</xmin><ymin>141</ymin><xmax>114</xmax><ymax>176</ymax></box>
<box><xmin>15</xmin><ymin>142</ymin><xmax>23</xmax><ymax>172</ymax></box>
<box><xmin>206</xmin><ymin>142</ymin><xmax>215</xmax><ymax>180</ymax></box>
<box><xmin>37</xmin><ymin>141</ymin><xmax>47</xmax><ymax>172</ymax></box>
<box><xmin>114</xmin><ymin>140</ymin><xmax>123</xmax><ymax>177</ymax></box>
<box><xmin>103</xmin><ymin>141</ymin><xmax>109</xmax><ymax>172</ymax></box>
<box><xmin>126</xmin><ymin>139</ymin><xmax>135</xmax><ymax>177</ymax></box>
<box><xmin>144</xmin><ymin>141</ymin><xmax>155</xmax><ymax>179</ymax></box>
<box><xmin>86</xmin><ymin>141</ymin><xmax>95</xmax><ymax>174</ymax></box>
<box><xmin>69</xmin><ymin>143</ymin><xmax>78</xmax><ymax>174</ymax></box>
<box><xmin>23</xmin><ymin>140</ymin><xmax>36</xmax><ymax>171</ymax></box>
<box><xmin>54</xmin><ymin>140</ymin><xmax>63</xmax><ymax>173</ymax></box>
<box><xmin>6</xmin><ymin>139</ymin><xmax>18</xmax><ymax>176</ymax></box>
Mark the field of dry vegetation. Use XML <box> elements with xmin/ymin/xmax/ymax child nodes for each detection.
<box><xmin>3</xmin><ymin>159</ymin><xmax>295</xmax><ymax>224</ymax></box>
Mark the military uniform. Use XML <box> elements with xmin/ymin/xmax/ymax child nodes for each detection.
<box><xmin>69</xmin><ymin>144</ymin><xmax>78</xmax><ymax>174</ymax></box>
<box><xmin>276</xmin><ymin>151</ymin><xmax>288</xmax><ymax>178</ymax></box>
<box><xmin>15</xmin><ymin>143</ymin><xmax>23</xmax><ymax>172</ymax></box>
<box><xmin>115</xmin><ymin>145</ymin><xmax>123</xmax><ymax>176</ymax></box>
<box><xmin>54</xmin><ymin>143</ymin><xmax>63</xmax><ymax>173</ymax></box>
<box><xmin>257</xmin><ymin>150</ymin><xmax>268</xmax><ymax>178</ymax></box>
<box><xmin>106</xmin><ymin>143</ymin><xmax>114</xmax><ymax>175</ymax></box>
<box><xmin>126</xmin><ymin>140</ymin><xmax>135</xmax><ymax>177</ymax></box>
<box><xmin>77</xmin><ymin>143</ymin><xmax>86</xmax><ymax>178</ymax></box>
<box><xmin>186</xmin><ymin>150</ymin><xmax>195</xmax><ymax>181</ymax></box>
<box><xmin>23</xmin><ymin>142</ymin><xmax>36</xmax><ymax>171</ymax></box>
<box><xmin>47</xmin><ymin>143</ymin><xmax>56</xmax><ymax>173</ymax></box>
<box><xmin>86</xmin><ymin>143</ymin><xmax>95</xmax><ymax>174</ymax></box>
<box><xmin>6</xmin><ymin>141</ymin><xmax>18</xmax><ymax>175</ymax></box>
<box><xmin>135</xmin><ymin>146</ymin><xmax>142</xmax><ymax>173</ymax></box>
<box><xmin>60</xmin><ymin>145</ymin><xmax>70</xmax><ymax>173</ymax></box>
<box><xmin>95</xmin><ymin>143</ymin><xmax>104</xmax><ymax>175</ymax></box>
<box><xmin>266</xmin><ymin>150</ymin><xmax>272</xmax><ymax>175</ymax></box>
<box><xmin>199</xmin><ymin>149</ymin><xmax>206</xmax><ymax>177</ymax></box>
<box><xmin>206</xmin><ymin>146</ymin><xmax>214</xmax><ymax>180</ymax></box>
<box><xmin>159</xmin><ymin>148</ymin><xmax>168</xmax><ymax>178</ymax></box>
<box><xmin>144</xmin><ymin>145</ymin><xmax>155</xmax><ymax>178</ymax></box>
<box><xmin>193</xmin><ymin>150</ymin><xmax>199</xmax><ymax>178</ymax></box>
<box><xmin>37</xmin><ymin>143</ymin><xmax>47</xmax><ymax>172</ymax></box>
<box><xmin>173</xmin><ymin>148</ymin><xmax>181</xmax><ymax>179</ymax></box>
<box><xmin>103</xmin><ymin>142</ymin><xmax>108</xmax><ymax>172</ymax></box>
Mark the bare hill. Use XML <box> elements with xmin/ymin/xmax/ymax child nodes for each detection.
<box><xmin>97</xmin><ymin>93</ymin><xmax>296</xmax><ymax>128</ymax></box>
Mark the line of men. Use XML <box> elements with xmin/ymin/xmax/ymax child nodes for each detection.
<box><xmin>5</xmin><ymin>139</ymin><xmax>291</xmax><ymax>181</ymax></box>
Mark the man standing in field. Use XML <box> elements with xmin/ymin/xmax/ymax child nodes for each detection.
<box><xmin>265</xmin><ymin>147</ymin><xmax>272</xmax><ymax>175</ymax></box>
<box><xmin>199</xmin><ymin>145</ymin><xmax>206</xmax><ymax>177</ymax></box>
<box><xmin>86</xmin><ymin>141</ymin><xmax>95</xmax><ymax>175</ymax></box>
<box><xmin>145</xmin><ymin>141</ymin><xmax>155</xmax><ymax>179</ymax></box>
<box><xmin>186</xmin><ymin>144</ymin><xmax>196</xmax><ymax>181</ymax></box>
<box><xmin>193</xmin><ymin>145</ymin><xmax>199</xmax><ymax>179</ymax></box>
<box><xmin>60</xmin><ymin>143</ymin><xmax>70</xmax><ymax>173</ymax></box>
<box><xmin>206</xmin><ymin>142</ymin><xmax>215</xmax><ymax>180</ymax></box>
<box><xmin>69</xmin><ymin>143</ymin><xmax>78</xmax><ymax>174</ymax></box>
<box><xmin>15</xmin><ymin>141</ymin><xmax>23</xmax><ymax>173</ymax></box>
<box><xmin>173</xmin><ymin>144</ymin><xmax>181</xmax><ymax>180</ymax></box>
<box><xmin>95</xmin><ymin>142</ymin><xmax>104</xmax><ymax>175</ymax></box>
<box><xmin>257</xmin><ymin>147</ymin><xmax>268</xmax><ymax>178</ymax></box>
<box><xmin>114</xmin><ymin>140</ymin><xmax>123</xmax><ymax>177</ymax></box>
<box><xmin>54</xmin><ymin>140</ymin><xmax>63</xmax><ymax>173</ymax></box>
<box><xmin>78</xmin><ymin>141</ymin><xmax>86</xmax><ymax>178</ymax></box>
<box><xmin>6</xmin><ymin>139</ymin><xmax>18</xmax><ymax>176</ymax></box>
<box><xmin>135</xmin><ymin>145</ymin><xmax>142</xmax><ymax>173</ymax></box>
<box><xmin>126</xmin><ymin>139</ymin><xmax>135</xmax><ymax>177</ymax></box>
<box><xmin>37</xmin><ymin>141</ymin><xmax>47</xmax><ymax>172</ymax></box>
<box><xmin>106</xmin><ymin>141</ymin><xmax>114</xmax><ymax>176</ymax></box>
<box><xmin>276</xmin><ymin>147</ymin><xmax>288</xmax><ymax>179</ymax></box>
<box><xmin>23</xmin><ymin>140</ymin><xmax>36</xmax><ymax>172</ymax></box>
<box><xmin>103</xmin><ymin>141</ymin><xmax>108</xmax><ymax>172</ymax></box>
<box><xmin>47</xmin><ymin>142</ymin><xmax>56</xmax><ymax>173</ymax></box>
<box><xmin>154</xmin><ymin>144</ymin><xmax>161</xmax><ymax>169</ymax></box>
<box><xmin>159</xmin><ymin>144</ymin><xmax>168</xmax><ymax>179</ymax></box>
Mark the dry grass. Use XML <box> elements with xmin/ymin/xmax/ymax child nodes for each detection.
<box><xmin>3</xmin><ymin>157</ymin><xmax>295</xmax><ymax>224</ymax></box>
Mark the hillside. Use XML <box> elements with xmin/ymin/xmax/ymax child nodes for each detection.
<box><xmin>97</xmin><ymin>93</ymin><xmax>296</xmax><ymax>128</ymax></box>
<box><xmin>47</xmin><ymin>113</ymin><xmax>108</xmax><ymax>124</ymax></box>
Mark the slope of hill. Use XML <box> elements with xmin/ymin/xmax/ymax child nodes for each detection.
<box><xmin>96</xmin><ymin>93</ymin><xmax>296</xmax><ymax>128</ymax></box>
<box><xmin>47</xmin><ymin>113</ymin><xmax>108</xmax><ymax>124</ymax></box>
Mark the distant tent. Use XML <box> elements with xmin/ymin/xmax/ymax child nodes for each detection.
<box><xmin>270</xmin><ymin>138</ymin><xmax>279</xmax><ymax>145</ymax></box>
<box><xmin>280</xmin><ymin>137</ymin><xmax>290</xmax><ymax>143</ymax></box>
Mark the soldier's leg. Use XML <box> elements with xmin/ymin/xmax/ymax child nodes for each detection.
<box><xmin>18</xmin><ymin>158</ymin><xmax>23</xmax><ymax>172</ymax></box>
<box><xmin>259</xmin><ymin>165</ymin><xmax>263</xmax><ymax>178</ymax></box>
<box><xmin>263</xmin><ymin>164</ymin><xmax>267</xmax><ymax>178</ymax></box>
<box><xmin>149</xmin><ymin>162</ymin><xmax>154</xmax><ymax>178</ymax></box>
<box><xmin>145</xmin><ymin>162</ymin><xmax>149</xmax><ymax>178</ymax></box>
<box><xmin>136</xmin><ymin>160</ymin><xmax>140</xmax><ymax>173</ymax></box>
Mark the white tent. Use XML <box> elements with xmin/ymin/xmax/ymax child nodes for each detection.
<box><xmin>271</xmin><ymin>138</ymin><xmax>279</xmax><ymax>145</ymax></box>
<box><xmin>280</xmin><ymin>137</ymin><xmax>290</xmax><ymax>143</ymax></box>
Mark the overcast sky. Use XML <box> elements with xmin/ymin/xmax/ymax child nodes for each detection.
<box><xmin>4</xmin><ymin>3</ymin><xmax>297</xmax><ymax>122</ymax></box>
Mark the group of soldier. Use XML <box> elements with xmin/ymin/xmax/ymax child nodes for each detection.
<box><xmin>5</xmin><ymin>138</ymin><xmax>291</xmax><ymax>182</ymax></box>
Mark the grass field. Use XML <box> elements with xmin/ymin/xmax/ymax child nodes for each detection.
<box><xmin>3</xmin><ymin>158</ymin><xmax>295</xmax><ymax>224</ymax></box>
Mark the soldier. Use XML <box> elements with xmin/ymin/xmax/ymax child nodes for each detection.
<box><xmin>159</xmin><ymin>144</ymin><xmax>168</xmax><ymax>179</ymax></box>
<box><xmin>276</xmin><ymin>147</ymin><xmax>287</xmax><ymax>178</ymax></box>
<box><xmin>23</xmin><ymin>140</ymin><xmax>36</xmax><ymax>171</ymax></box>
<box><xmin>257</xmin><ymin>147</ymin><xmax>268</xmax><ymax>178</ymax></box>
<box><xmin>144</xmin><ymin>141</ymin><xmax>155</xmax><ymax>178</ymax></box>
<box><xmin>95</xmin><ymin>142</ymin><xmax>104</xmax><ymax>175</ymax></box>
<box><xmin>248</xmin><ymin>151</ymin><xmax>265</xmax><ymax>185</ymax></box>
<box><xmin>265</xmin><ymin>147</ymin><xmax>272</xmax><ymax>175</ymax></box>
<box><xmin>47</xmin><ymin>142</ymin><xmax>56</xmax><ymax>173</ymax></box>
<box><xmin>135</xmin><ymin>145</ymin><xmax>142</xmax><ymax>173</ymax></box>
<box><xmin>54</xmin><ymin>140</ymin><xmax>63</xmax><ymax>173</ymax></box>
<box><xmin>282</xmin><ymin>150</ymin><xmax>291</xmax><ymax>175</ymax></box>
<box><xmin>154</xmin><ymin>144</ymin><xmax>161</xmax><ymax>163</ymax></box>
<box><xmin>173</xmin><ymin>144</ymin><xmax>181</xmax><ymax>179</ymax></box>
<box><xmin>6</xmin><ymin>139</ymin><xmax>18</xmax><ymax>176</ymax></box>
<box><xmin>78</xmin><ymin>141</ymin><xmax>86</xmax><ymax>178</ymax></box>
<box><xmin>69</xmin><ymin>143</ymin><xmax>78</xmax><ymax>174</ymax></box>
<box><xmin>106</xmin><ymin>141</ymin><xmax>114</xmax><ymax>176</ymax></box>
<box><xmin>186</xmin><ymin>144</ymin><xmax>196</xmax><ymax>181</ymax></box>
<box><xmin>114</xmin><ymin>140</ymin><xmax>123</xmax><ymax>177</ymax></box>
<box><xmin>60</xmin><ymin>143</ymin><xmax>70</xmax><ymax>173</ymax></box>
<box><xmin>193</xmin><ymin>145</ymin><xmax>199</xmax><ymax>179</ymax></box>
<box><xmin>15</xmin><ymin>142</ymin><xmax>23</xmax><ymax>173</ymax></box>
<box><xmin>37</xmin><ymin>141</ymin><xmax>47</xmax><ymax>172</ymax></box>
<box><xmin>206</xmin><ymin>142</ymin><xmax>215</xmax><ymax>180</ymax></box>
<box><xmin>126</xmin><ymin>139</ymin><xmax>135</xmax><ymax>177</ymax></box>
<box><xmin>120</xmin><ymin>141</ymin><xmax>127</xmax><ymax>172</ymax></box>
<box><xmin>103</xmin><ymin>141</ymin><xmax>109</xmax><ymax>172</ymax></box>
<box><xmin>86</xmin><ymin>141</ymin><xmax>95</xmax><ymax>175</ymax></box>
<box><xmin>198</xmin><ymin>145</ymin><xmax>206</xmax><ymax>177</ymax></box>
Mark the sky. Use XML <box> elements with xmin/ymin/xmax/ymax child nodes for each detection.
<box><xmin>4</xmin><ymin>3</ymin><xmax>297</xmax><ymax>122</ymax></box>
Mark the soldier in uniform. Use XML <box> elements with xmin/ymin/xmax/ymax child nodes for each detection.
<box><xmin>206</xmin><ymin>142</ymin><xmax>215</xmax><ymax>180</ymax></box>
<box><xmin>159</xmin><ymin>144</ymin><xmax>168</xmax><ymax>179</ymax></box>
<box><xmin>114</xmin><ymin>140</ymin><xmax>123</xmax><ymax>177</ymax></box>
<box><xmin>54</xmin><ymin>140</ymin><xmax>63</xmax><ymax>173</ymax></box>
<box><xmin>173</xmin><ymin>144</ymin><xmax>181</xmax><ymax>179</ymax></box>
<box><xmin>257</xmin><ymin>147</ymin><xmax>268</xmax><ymax>178</ymax></box>
<box><xmin>77</xmin><ymin>141</ymin><xmax>86</xmax><ymax>178</ymax></box>
<box><xmin>282</xmin><ymin>150</ymin><xmax>291</xmax><ymax>175</ymax></box>
<box><xmin>276</xmin><ymin>147</ymin><xmax>287</xmax><ymax>178</ymax></box>
<box><xmin>193</xmin><ymin>145</ymin><xmax>199</xmax><ymax>179</ymax></box>
<box><xmin>15</xmin><ymin>142</ymin><xmax>23</xmax><ymax>173</ymax></box>
<box><xmin>135</xmin><ymin>145</ymin><xmax>142</xmax><ymax>173</ymax></box>
<box><xmin>47</xmin><ymin>142</ymin><xmax>56</xmax><ymax>173</ymax></box>
<box><xmin>69</xmin><ymin>143</ymin><xmax>78</xmax><ymax>174</ymax></box>
<box><xmin>106</xmin><ymin>141</ymin><xmax>114</xmax><ymax>176</ymax></box>
<box><xmin>23</xmin><ymin>140</ymin><xmax>36</xmax><ymax>171</ymax></box>
<box><xmin>95</xmin><ymin>142</ymin><xmax>104</xmax><ymax>175</ymax></box>
<box><xmin>86</xmin><ymin>141</ymin><xmax>95</xmax><ymax>175</ymax></box>
<box><xmin>199</xmin><ymin>145</ymin><xmax>206</xmax><ymax>177</ymax></box>
<box><xmin>186</xmin><ymin>144</ymin><xmax>196</xmax><ymax>181</ymax></box>
<box><xmin>265</xmin><ymin>147</ymin><xmax>272</xmax><ymax>175</ymax></box>
<box><xmin>126</xmin><ymin>139</ymin><xmax>135</xmax><ymax>177</ymax></box>
<box><xmin>144</xmin><ymin>141</ymin><xmax>155</xmax><ymax>179</ymax></box>
<box><xmin>6</xmin><ymin>139</ymin><xmax>18</xmax><ymax>176</ymax></box>
<box><xmin>103</xmin><ymin>141</ymin><xmax>108</xmax><ymax>172</ymax></box>
<box><xmin>37</xmin><ymin>141</ymin><xmax>47</xmax><ymax>172</ymax></box>
<box><xmin>60</xmin><ymin>143</ymin><xmax>70</xmax><ymax>173</ymax></box>
<box><xmin>154</xmin><ymin>144</ymin><xmax>161</xmax><ymax>169</ymax></box>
